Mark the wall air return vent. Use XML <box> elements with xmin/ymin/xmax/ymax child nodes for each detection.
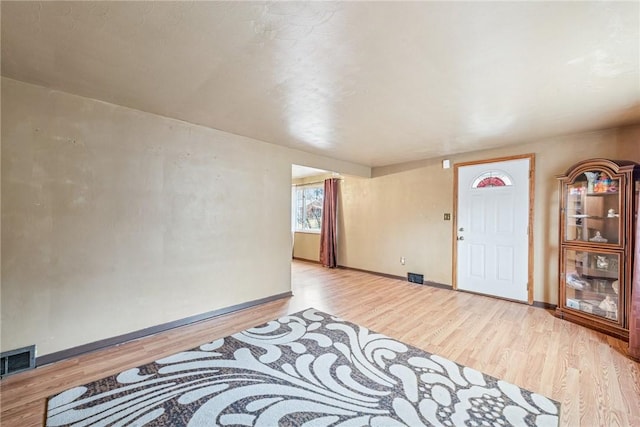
<box><xmin>1</xmin><ymin>345</ymin><xmax>36</xmax><ymax>378</ymax></box>
<box><xmin>407</xmin><ymin>272</ymin><xmax>424</xmax><ymax>284</ymax></box>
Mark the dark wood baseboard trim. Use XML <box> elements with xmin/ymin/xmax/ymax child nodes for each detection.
<box><xmin>336</xmin><ymin>265</ymin><xmax>452</xmax><ymax>290</ymax></box>
<box><xmin>423</xmin><ymin>280</ymin><xmax>453</xmax><ymax>290</ymax></box>
<box><xmin>337</xmin><ymin>265</ymin><xmax>405</xmax><ymax>281</ymax></box>
<box><xmin>292</xmin><ymin>257</ymin><xmax>321</xmax><ymax>264</ymax></box>
<box><xmin>36</xmin><ymin>291</ymin><xmax>293</xmax><ymax>367</ymax></box>
<box><xmin>305</xmin><ymin>259</ymin><xmax>556</xmax><ymax>308</ymax></box>
<box><xmin>533</xmin><ymin>301</ymin><xmax>557</xmax><ymax>310</ymax></box>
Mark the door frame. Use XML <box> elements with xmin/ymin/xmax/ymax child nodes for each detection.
<box><xmin>452</xmin><ymin>153</ymin><xmax>536</xmax><ymax>304</ymax></box>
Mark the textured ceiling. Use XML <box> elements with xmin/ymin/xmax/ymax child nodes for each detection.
<box><xmin>2</xmin><ymin>1</ymin><xmax>639</xmax><ymax>167</ymax></box>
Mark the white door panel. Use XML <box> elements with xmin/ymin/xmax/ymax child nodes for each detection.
<box><xmin>456</xmin><ymin>158</ymin><xmax>530</xmax><ymax>302</ymax></box>
<box><xmin>469</xmin><ymin>244</ymin><xmax>486</xmax><ymax>278</ymax></box>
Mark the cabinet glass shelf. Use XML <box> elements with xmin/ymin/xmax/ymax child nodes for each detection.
<box><xmin>563</xmin><ymin>249</ymin><xmax>620</xmax><ymax>322</ymax></box>
<box><xmin>564</xmin><ymin>171</ymin><xmax>621</xmax><ymax>244</ymax></box>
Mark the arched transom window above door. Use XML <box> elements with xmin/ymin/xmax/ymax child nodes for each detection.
<box><xmin>471</xmin><ymin>170</ymin><xmax>514</xmax><ymax>188</ymax></box>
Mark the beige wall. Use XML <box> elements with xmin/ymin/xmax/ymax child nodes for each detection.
<box><xmin>3</xmin><ymin>76</ymin><xmax>637</xmax><ymax>357</ymax></box>
<box><xmin>616</xmin><ymin>125</ymin><xmax>640</xmax><ymax>160</ymax></box>
<box><xmin>1</xmin><ymin>78</ymin><xmax>368</xmax><ymax>357</ymax></box>
<box><xmin>338</xmin><ymin>163</ymin><xmax>451</xmax><ymax>282</ymax></box>
<box><xmin>292</xmin><ymin>233</ymin><xmax>321</xmax><ymax>262</ymax></box>
<box><xmin>338</xmin><ymin>129</ymin><xmax>639</xmax><ymax>304</ymax></box>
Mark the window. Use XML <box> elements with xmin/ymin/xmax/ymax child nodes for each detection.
<box><xmin>293</xmin><ymin>185</ymin><xmax>324</xmax><ymax>232</ymax></box>
<box><xmin>472</xmin><ymin>171</ymin><xmax>513</xmax><ymax>188</ymax></box>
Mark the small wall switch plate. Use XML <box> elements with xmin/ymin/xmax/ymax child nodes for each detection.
<box><xmin>400</xmin><ymin>257</ymin><xmax>406</xmax><ymax>265</ymax></box>
<box><xmin>442</xmin><ymin>159</ymin><xmax>451</xmax><ymax>169</ymax></box>
<box><xmin>444</xmin><ymin>213</ymin><xmax>451</xmax><ymax>220</ymax></box>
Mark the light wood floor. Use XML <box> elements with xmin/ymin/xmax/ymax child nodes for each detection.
<box><xmin>1</xmin><ymin>260</ymin><xmax>639</xmax><ymax>426</ymax></box>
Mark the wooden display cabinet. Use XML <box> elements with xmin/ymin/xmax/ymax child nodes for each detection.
<box><xmin>556</xmin><ymin>159</ymin><xmax>639</xmax><ymax>340</ymax></box>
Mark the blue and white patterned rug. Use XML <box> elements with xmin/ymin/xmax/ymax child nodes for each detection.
<box><xmin>46</xmin><ymin>308</ymin><xmax>560</xmax><ymax>426</ymax></box>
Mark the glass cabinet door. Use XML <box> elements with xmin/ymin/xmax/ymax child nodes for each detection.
<box><xmin>563</xmin><ymin>249</ymin><xmax>621</xmax><ymax>322</ymax></box>
<box><xmin>564</xmin><ymin>170</ymin><xmax>621</xmax><ymax>244</ymax></box>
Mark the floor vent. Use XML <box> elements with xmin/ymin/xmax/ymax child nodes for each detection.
<box><xmin>407</xmin><ymin>272</ymin><xmax>424</xmax><ymax>284</ymax></box>
<box><xmin>1</xmin><ymin>345</ymin><xmax>36</xmax><ymax>378</ymax></box>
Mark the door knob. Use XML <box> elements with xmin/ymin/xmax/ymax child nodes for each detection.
<box><xmin>457</xmin><ymin>236</ymin><xmax>464</xmax><ymax>241</ymax></box>
<box><xmin>459</xmin><ymin>227</ymin><xmax>464</xmax><ymax>232</ymax></box>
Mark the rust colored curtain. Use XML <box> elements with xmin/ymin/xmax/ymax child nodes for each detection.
<box><xmin>320</xmin><ymin>178</ymin><xmax>339</xmax><ymax>268</ymax></box>
<box><xmin>629</xmin><ymin>190</ymin><xmax>640</xmax><ymax>361</ymax></box>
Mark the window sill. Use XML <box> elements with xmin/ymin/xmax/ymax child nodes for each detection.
<box><xmin>294</xmin><ymin>230</ymin><xmax>321</xmax><ymax>235</ymax></box>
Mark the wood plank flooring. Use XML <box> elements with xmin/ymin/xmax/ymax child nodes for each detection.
<box><xmin>1</xmin><ymin>260</ymin><xmax>639</xmax><ymax>426</ymax></box>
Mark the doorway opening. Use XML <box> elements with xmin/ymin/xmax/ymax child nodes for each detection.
<box><xmin>291</xmin><ymin>165</ymin><xmax>334</xmax><ymax>264</ymax></box>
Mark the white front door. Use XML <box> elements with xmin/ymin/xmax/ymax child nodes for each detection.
<box><xmin>455</xmin><ymin>157</ymin><xmax>531</xmax><ymax>302</ymax></box>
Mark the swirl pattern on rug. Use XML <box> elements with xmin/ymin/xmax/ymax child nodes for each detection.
<box><xmin>46</xmin><ymin>308</ymin><xmax>559</xmax><ymax>426</ymax></box>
